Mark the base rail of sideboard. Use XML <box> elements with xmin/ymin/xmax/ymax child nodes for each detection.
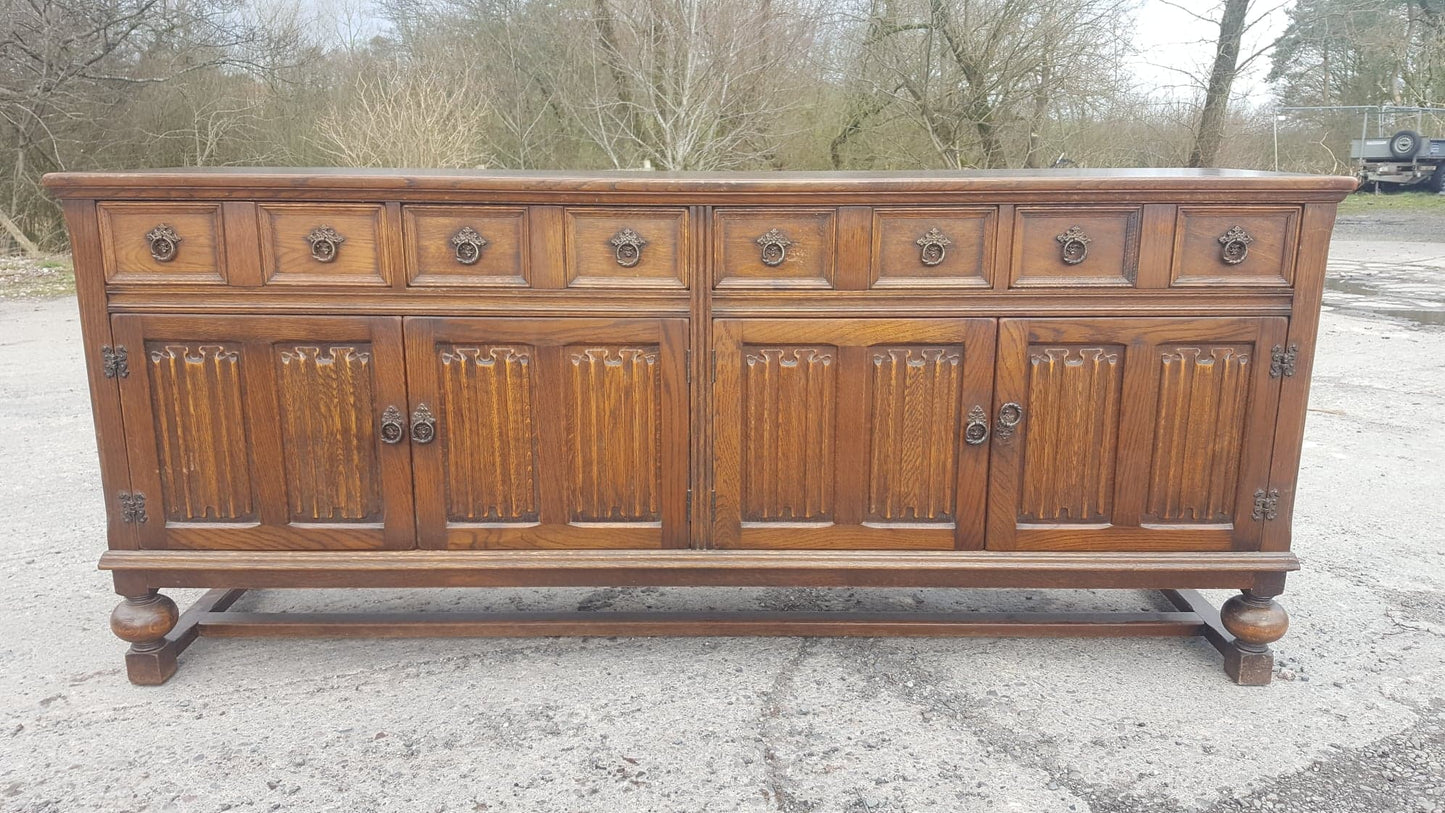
<box><xmin>100</xmin><ymin>549</ymin><xmax>1298</xmax><ymax>592</ymax></box>
<box><xmin>110</xmin><ymin>585</ymin><xmax>1284</xmax><ymax>687</ymax></box>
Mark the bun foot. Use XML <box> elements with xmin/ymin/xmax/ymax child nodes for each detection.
<box><xmin>1220</xmin><ymin>591</ymin><xmax>1289</xmax><ymax>686</ymax></box>
<box><xmin>112</xmin><ymin>590</ymin><xmax>180</xmax><ymax>685</ymax></box>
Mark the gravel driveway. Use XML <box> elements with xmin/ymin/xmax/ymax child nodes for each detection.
<box><xmin>0</xmin><ymin>237</ymin><xmax>1442</xmax><ymax>812</ymax></box>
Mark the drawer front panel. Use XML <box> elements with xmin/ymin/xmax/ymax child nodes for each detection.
<box><xmin>97</xmin><ymin>202</ymin><xmax>226</xmax><ymax>284</ymax></box>
<box><xmin>403</xmin><ymin>205</ymin><xmax>529</xmax><ymax>287</ymax></box>
<box><xmin>714</xmin><ymin>208</ymin><xmax>836</xmax><ymax>289</ymax></box>
<box><xmin>871</xmin><ymin>207</ymin><xmax>996</xmax><ymax>289</ymax></box>
<box><xmin>259</xmin><ymin>203</ymin><xmax>392</xmax><ymax>286</ymax></box>
<box><xmin>565</xmin><ymin>207</ymin><xmax>688</xmax><ymax>288</ymax></box>
<box><xmin>1010</xmin><ymin>206</ymin><xmax>1141</xmax><ymax>288</ymax></box>
<box><xmin>1171</xmin><ymin>206</ymin><xmax>1300</xmax><ymax>287</ymax></box>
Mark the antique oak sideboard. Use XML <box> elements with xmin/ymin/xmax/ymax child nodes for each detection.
<box><xmin>43</xmin><ymin>168</ymin><xmax>1354</xmax><ymax>685</ymax></box>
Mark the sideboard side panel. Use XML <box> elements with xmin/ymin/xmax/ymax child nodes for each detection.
<box><xmin>63</xmin><ymin>198</ymin><xmax>139</xmax><ymax>550</ymax></box>
<box><xmin>1262</xmin><ymin>202</ymin><xmax>1338</xmax><ymax>553</ymax></box>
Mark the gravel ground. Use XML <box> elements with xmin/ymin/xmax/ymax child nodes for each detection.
<box><xmin>0</xmin><ymin>235</ymin><xmax>1442</xmax><ymax>812</ymax></box>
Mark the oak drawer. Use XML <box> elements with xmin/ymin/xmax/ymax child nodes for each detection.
<box><xmin>565</xmin><ymin>207</ymin><xmax>688</xmax><ymax>288</ymax></box>
<box><xmin>1171</xmin><ymin>206</ymin><xmax>1300</xmax><ymax>287</ymax></box>
<box><xmin>871</xmin><ymin>206</ymin><xmax>996</xmax><ymax>289</ymax></box>
<box><xmin>1009</xmin><ymin>205</ymin><xmax>1141</xmax><ymax>288</ymax></box>
<box><xmin>402</xmin><ymin>205</ymin><xmax>529</xmax><ymax>287</ymax></box>
<box><xmin>258</xmin><ymin>203</ymin><xmax>393</xmax><ymax>286</ymax></box>
<box><xmin>97</xmin><ymin>202</ymin><xmax>226</xmax><ymax>284</ymax></box>
<box><xmin>713</xmin><ymin>208</ymin><xmax>836</xmax><ymax>289</ymax></box>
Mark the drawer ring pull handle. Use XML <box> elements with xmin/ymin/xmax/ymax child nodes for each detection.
<box><xmin>451</xmin><ymin>226</ymin><xmax>488</xmax><ymax>265</ymax></box>
<box><xmin>145</xmin><ymin>224</ymin><xmax>181</xmax><ymax>263</ymax></box>
<box><xmin>379</xmin><ymin>406</ymin><xmax>405</xmax><ymax>444</ymax></box>
<box><xmin>1218</xmin><ymin>225</ymin><xmax>1254</xmax><ymax>265</ymax></box>
<box><xmin>305</xmin><ymin>226</ymin><xmax>346</xmax><ymax>263</ymax></box>
<box><xmin>609</xmin><ymin>228</ymin><xmax>648</xmax><ymax>268</ymax></box>
<box><xmin>1055</xmin><ymin>225</ymin><xmax>1091</xmax><ymax>265</ymax></box>
<box><xmin>410</xmin><ymin>404</ymin><xmax>436</xmax><ymax>444</ymax></box>
<box><xmin>756</xmin><ymin>228</ymin><xmax>793</xmax><ymax>267</ymax></box>
<box><xmin>916</xmin><ymin>227</ymin><xmax>951</xmax><ymax>267</ymax></box>
<box><xmin>996</xmin><ymin>402</ymin><xmax>1024</xmax><ymax>441</ymax></box>
<box><xmin>964</xmin><ymin>405</ymin><xmax>989</xmax><ymax>445</ymax></box>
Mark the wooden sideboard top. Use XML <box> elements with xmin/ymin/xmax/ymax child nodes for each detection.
<box><xmin>43</xmin><ymin>167</ymin><xmax>1358</xmax><ymax>202</ymax></box>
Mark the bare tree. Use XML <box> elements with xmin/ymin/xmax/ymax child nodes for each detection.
<box><xmin>837</xmin><ymin>0</ymin><xmax>1132</xmax><ymax>169</ymax></box>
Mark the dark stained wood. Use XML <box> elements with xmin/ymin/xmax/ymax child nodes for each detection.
<box><xmin>196</xmin><ymin>608</ymin><xmax>1205</xmax><ymax>639</ymax></box>
<box><xmin>1171</xmin><ymin>205</ymin><xmax>1300</xmax><ymax>287</ymax></box>
<box><xmin>402</xmin><ymin>204</ymin><xmax>530</xmax><ymax>287</ymax></box>
<box><xmin>101</xmin><ymin>549</ymin><xmax>1300</xmax><ymax>589</ymax></box>
<box><xmin>44</xmin><ymin>168</ymin><xmax>1349</xmax><ymax>684</ymax></box>
<box><xmin>404</xmin><ymin>317</ymin><xmax>689</xmax><ymax>550</ymax></box>
<box><xmin>97</xmin><ymin>201</ymin><xmax>227</xmax><ymax>285</ymax></box>
<box><xmin>564</xmin><ymin>206</ymin><xmax>689</xmax><ymax>289</ymax></box>
<box><xmin>110</xmin><ymin>314</ymin><xmax>415</xmax><ymax>550</ymax></box>
<box><xmin>988</xmin><ymin>317</ymin><xmax>1285</xmax><ymax>552</ymax></box>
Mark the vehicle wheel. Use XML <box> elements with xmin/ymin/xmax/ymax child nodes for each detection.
<box><xmin>1389</xmin><ymin>130</ymin><xmax>1422</xmax><ymax>159</ymax></box>
<box><xmin>1431</xmin><ymin>165</ymin><xmax>1445</xmax><ymax>193</ymax></box>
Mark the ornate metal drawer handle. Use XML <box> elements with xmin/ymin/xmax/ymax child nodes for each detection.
<box><xmin>451</xmin><ymin>226</ymin><xmax>488</xmax><ymax>265</ymax></box>
<box><xmin>379</xmin><ymin>405</ymin><xmax>405</xmax><ymax>444</ymax></box>
<box><xmin>145</xmin><ymin>224</ymin><xmax>181</xmax><ymax>263</ymax></box>
<box><xmin>409</xmin><ymin>403</ymin><xmax>436</xmax><ymax>444</ymax></box>
<box><xmin>305</xmin><ymin>226</ymin><xmax>345</xmax><ymax>263</ymax></box>
<box><xmin>756</xmin><ymin>228</ymin><xmax>793</xmax><ymax>267</ymax></box>
<box><xmin>1056</xmin><ymin>225</ymin><xmax>1091</xmax><ymax>265</ymax></box>
<box><xmin>964</xmin><ymin>405</ymin><xmax>989</xmax><ymax>445</ymax></box>
<box><xmin>996</xmin><ymin>402</ymin><xmax>1024</xmax><ymax>441</ymax></box>
<box><xmin>609</xmin><ymin>228</ymin><xmax>647</xmax><ymax>267</ymax></box>
<box><xmin>1218</xmin><ymin>225</ymin><xmax>1254</xmax><ymax>265</ymax></box>
<box><xmin>916</xmin><ymin>227</ymin><xmax>951</xmax><ymax>267</ymax></box>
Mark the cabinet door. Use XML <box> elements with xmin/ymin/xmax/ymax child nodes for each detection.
<box><xmin>988</xmin><ymin>317</ymin><xmax>1286</xmax><ymax>551</ymax></box>
<box><xmin>713</xmin><ymin>319</ymin><xmax>996</xmax><ymax>549</ymax></box>
<box><xmin>405</xmin><ymin>317</ymin><xmax>689</xmax><ymax>549</ymax></box>
<box><xmin>112</xmin><ymin>315</ymin><xmax>415</xmax><ymax>550</ymax></box>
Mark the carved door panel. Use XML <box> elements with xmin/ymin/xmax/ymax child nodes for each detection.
<box><xmin>713</xmin><ymin>319</ymin><xmax>996</xmax><ymax>549</ymax></box>
<box><xmin>404</xmin><ymin>317</ymin><xmax>688</xmax><ymax>549</ymax></box>
<box><xmin>988</xmin><ymin>317</ymin><xmax>1287</xmax><ymax>551</ymax></box>
<box><xmin>111</xmin><ymin>314</ymin><xmax>415</xmax><ymax>550</ymax></box>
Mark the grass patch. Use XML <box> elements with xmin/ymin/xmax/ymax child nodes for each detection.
<box><xmin>1338</xmin><ymin>191</ymin><xmax>1445</xmax><ymax>213</ymax></box>
<box><xmin>0</xmin><ymin>254</ymin><xmax>76</xmax><ymax>300</ymax></box>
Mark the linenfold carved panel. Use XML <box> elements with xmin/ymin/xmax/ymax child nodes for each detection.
<box><xmin>276</xmin><ymin>344</ymin><xmax>383</xmax><ymax>522</ymax></box>
<box><xmin>867</xmin><ymin>346</ymin><xmax>963</xmax><ymax>522</ymax></box>
<box><xmin>146</xmin><ymin>343</ymin><xmax>255</xmax><ymax>522</ymax></box>
<box><xmin>566</xmin><ymin>345</ymin><xmax>662</xmax><ymax>522</ymax></box>
<box><xmin>437</xmin><ymin>344</ymin><xmax>540</xmax><ymax>523</ymax></box>
<box><xmin>1145</xmin><ymin>344</ymin><xmax>1252</xmax><ymax>523</ymax></box>
<box><xmin>742</xmin><ymin>346</ymin><xmax>836</xmax><ymax>522</ymax></box>
<box><xmin>1019</xmin><ymin>345</ymin><xmax>1124</xmax><ymax>523</ymax></box>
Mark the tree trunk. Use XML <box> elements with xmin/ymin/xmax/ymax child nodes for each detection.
<box><xmin>1189</xmin><ymin>0</ymin><xmax>1251</xmax><ymax>168</ymax></box>
<box><xmin>0</xmin><ymin>206</ymin><xmax>42</xmax><ymax>257</ymax></box>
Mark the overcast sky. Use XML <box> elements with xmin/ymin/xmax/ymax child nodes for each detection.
<box><xmin>1127</xmin><ymin>0</ymin><xmax>1292</xmax><ymax>102</ymax></box>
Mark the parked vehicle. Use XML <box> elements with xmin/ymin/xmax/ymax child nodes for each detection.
<box><xmin>1352</xmin><ymin>130</ymin><xmax>1445</xmax><ymax>191</ymax></box>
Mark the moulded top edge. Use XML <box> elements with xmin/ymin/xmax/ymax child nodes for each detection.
<box><xmin>42</xmin><ymin>167</ymin><xmax>1360</xmax><ymax>199</ymax></box>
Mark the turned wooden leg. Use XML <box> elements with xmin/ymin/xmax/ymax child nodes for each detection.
<box><xmin>1219</xmin><ymin>590</ymin><xmax>1289</xmax><ymax>686</ymax></box>
<box><xmin>111</xmin><ymin>590</ymin><xmax>180</xmax><ymax>685</ymax></box>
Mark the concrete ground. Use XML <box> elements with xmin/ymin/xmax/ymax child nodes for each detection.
<box><xmin>1</xmin><ymin>237</ymin><xmax>1443</xmax><ymax>813</ymax></box>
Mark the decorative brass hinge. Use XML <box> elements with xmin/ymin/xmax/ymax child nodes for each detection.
<box><xmin>101</xmin><ymin>345</ymin><xmax>129</xmax><ymax>379</ymax></box>
<box><xmin>685</xmin><ymin>349</ymin><xmax>692</xmax><ymax>385</ymax></box>
<box><xmin>686</xmin><ymin>488</ymin><xmax>693</xmax><ymax>517</ymax></box>
<box><xmin>118</xmin><ymin>492</ymin><xmax>148</xmax><ymax>524</ymax></box>
<box><xmin>1269</xmin><ymin>344</ymin><xmax>1298</xmax><ymax>378</ymax></box>
<box><xmin>1252</xmin><ymin>488</ymin><xmax>1279</xmax><ymax>522</ymax></box>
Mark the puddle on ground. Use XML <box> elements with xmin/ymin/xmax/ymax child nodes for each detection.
<box><xmin>1324</xmin><ymin>269</ymin><xmax>1445</xmax><ymax>327</ymax></box>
